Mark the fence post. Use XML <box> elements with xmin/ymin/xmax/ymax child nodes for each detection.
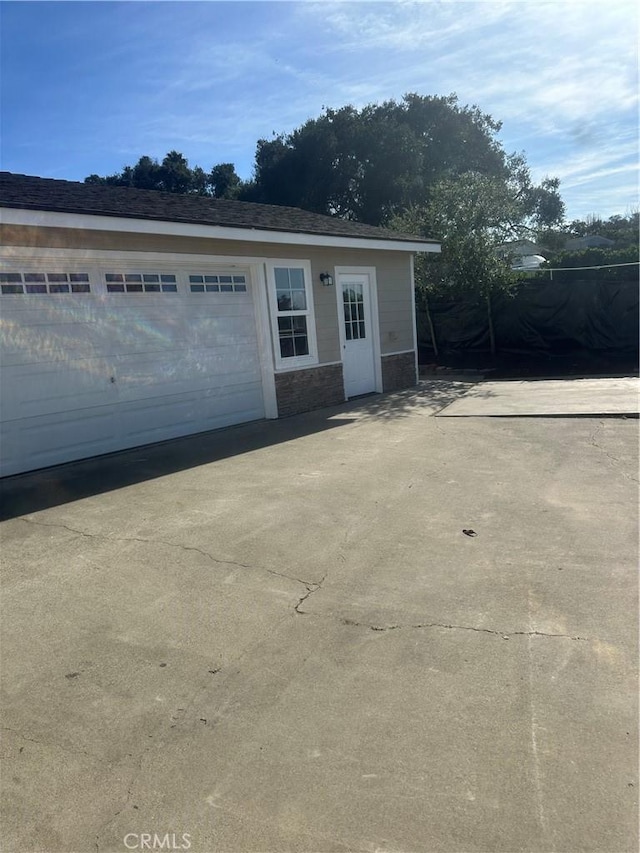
<box><xmin>424</xmin><ymin>298</ymin><xmax>439</xmax><ymax>359</ymax></box>
<box><xmin>486</xmin><ymin>293</ymin><xmax>496</xmax><ymax>356</ymax></box>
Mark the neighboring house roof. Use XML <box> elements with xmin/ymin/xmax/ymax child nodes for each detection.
<box><xmin>0</xmin><ymin>172</ymin><xmax>439</xmax><ymax>249</ymax></box>
<box><xmin>564</xmin><ymin>235</ymin><xmax>615</xmax><ymax>250</ymax></box>
<box><xmin>499</xmin><ymin>239</ymin><xmax>545</xmax><ymax>257</ymax></box>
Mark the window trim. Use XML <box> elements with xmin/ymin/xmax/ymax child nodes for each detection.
<box><xmin>265</xmin><ymin>259</ymin><xmax>318</xmax><ymax>370</ymax></box>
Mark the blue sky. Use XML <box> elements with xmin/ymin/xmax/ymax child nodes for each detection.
<box><xmin>1</xmin><ymin>0</ymin><xmax>638</xmax><ymax>222</ymax></box>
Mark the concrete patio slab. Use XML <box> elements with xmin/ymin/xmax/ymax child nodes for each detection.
<box><xmin>437</xmin><ymin>376</ymin><xmax>639</xmax><ymax>417</ymax></box>
<box><xmin>1</xmin><ymin>388</ymin><xmax>638</xmax><ymax>853</ymax></box>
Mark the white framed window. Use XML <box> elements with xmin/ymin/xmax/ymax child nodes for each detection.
<box><xmin>265</xmin><ymin>260</ymin><xmax>318</xmax><ymax>370</ymax></box>
<box><xmin>104</xmin><ymin>272</ymin><xmax>178</xmax><ymax>293</ymax></box>
<box><xmin>0</xmin><ymin>271</ymin><xmax>92</xmax><ymax>295</ymax></box>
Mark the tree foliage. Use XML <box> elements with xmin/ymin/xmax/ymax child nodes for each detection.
<box><xmin>85</xmin><ymin>152</ymin><xmax>243</xmax><ymax>199</ymax></box>
<box><xmin>244</xmin><ymin>94</ymin><xmax>511</xmax><ymax>225</ymax></box>
<box><xmin>391</xmin><ymin>166</ymin><xmax>564</xmax><ymax>300</ymax></box>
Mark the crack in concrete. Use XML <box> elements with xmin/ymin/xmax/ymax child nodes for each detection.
<box><xmin>294</xmin><ymin>575</ymin><xmax>327</xmax><ymax>615</ymax></box>
<box><xmin>94</xmin><ymin>766</ymin><xmax>139</xmax><ymax>853</ymax></box>
<box><xmin>589</xmin><ymin>423</ymin><xmax>639</xmax><ymax>483</ymax></box>
<box><xmin>0</xmin><ymin>725</ymin><xmax>100</xmax><ymax>760</ymax></box>
<box><xmin>19</xmin><ymin>517</ymin><xmax>317</xmax><ymax>589</ymax></box>
<box><xmin>342</xmin><ymin>619</ymin><xmax>589</xmax><ymax>640</ymax></box>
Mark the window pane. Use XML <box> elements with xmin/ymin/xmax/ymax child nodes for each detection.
<box><xmin>144</xmin><ymin>274</ymin><xmax>160</xmax><ymax>283</ymax></box>
<box><xmin>277</xmin><ymin>291</ymin><xmax>292</xmax><ymax>311</ymax></box>
<box><xmin>294</xmin><ymin>335</ymin><xmax>309</xmax><ymax>355</ymax></box>
<box><xmin>280</xmin><ymin>337</ymin><xmax>295</xmax><ymax>358</ymax></box>
<box><xmin>145</xmin><ymin>283</ymin><xmax>161</xmax><ymax>292</ymax></box>
<box><xmin>205</xmin><ymin>284</ymin><xmax>219</xmax><ymax>292</ymax></box>
<box><xmin>292</xmin><ymin>316</ymin><xmax>307</xmax><ymax>332</ymax></box>
<box><xmin>189</xmin><ymin>275</ymin><xmax>203</xmax><ymax>283</ymax></box>
<box><xmin>291</xmin><ymin>291</ymin><xmax>307</xmax><ymax>310</ymax></box>
<box><xmin>204</xmin><ymin>276</ymin><xmax>219</xmax><ymax>283</ymax></box>
<box><xmin>161</xmin><ymin>275</ymin><xmax>176</xmax><ymax>283</ymax></box>
<box><xmin>125</xmin><ymin>274</ymin><xmax>142</xmax><ymax>282</ymax></box>
<box><xmin>190</xmin><ymin>284</ymin><xmax>205</xmax><ymax>293</ymax></box>
<box><xmin>106</xmin><ymin>274</ymin><xmax>123</xmax><ymax>283</ymax></box>
<box><xmin>278</xmin><ymin>316</ymin><xmax>293</xmax><ymax>334</ymax></box>
<box><xmin>24</xmin><ymin>273</ymin><xmax>46</xmax><ymax>282</ymax></box>
<box><xmin>49</xmin><ymin>284</ymin><xmax>70</xmax><ymax>293</ymax></box>
<box><xmin>2</xmin><ymin>284</ymin><xmax>24</xmax><ymax>294</ymax></box>
<box><xmin>161</xmin><ymin>284</ymin><xmax>178</xmax><ymax>292</ymax></box>
<box><xmin>47</xmin><ymin>273</ymin><xmax>68</xmax><ymax>282</ymax></box>
<box><xmin>26</xmin><ymin>284</ymin><xmax>47</xmax><ymax>294</ymax></box>
<box><xmin>274</xmin><ymin>268</ymin><xmax>290</xmax><ymax>288</ymax></box>
<box><xmin>71</xmin><ymin>284</ymin><xmax>91</xmax><ymax>293</ymax></box>
<box><xmin>289</xmin><ymin>268</ymin><xmax>305</xmax><ymax>289</ymax></box>
<box><xmin>345</xmin><ymin>323</ymin><xmax>352</xmax><ymax>340</ymax></box>
<box><xmin>359</xmin><ymin>322</ymin><xmax>366</xmax><ymax>338</ymax></box>
<box><xmin>0</xmin><ymin>273</ymin><xmax>22</xmax><ymax>283</ymax></box>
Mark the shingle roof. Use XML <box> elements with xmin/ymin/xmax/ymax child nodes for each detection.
<box><xmin>0</xmin><ymin>172</ymin><xmax>437</xmax><ymax>246</ymax></box>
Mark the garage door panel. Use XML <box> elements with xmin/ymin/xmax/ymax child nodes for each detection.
<box><xmin>1</xmin><ymin>265</ymin><xmax>267</xmax><ymax>476</ymax></box>
<box><xmin>0</xmin><ymin>358</ymin><xmax>115</xmax><ymax>419</ymax></box>
<box><xmin>115</xmin><ymin>383</ymin><xmax>264</xmax><ymax>444</ymax></box>
<box><xmin>0</xmin><ymin>408</ymin><xmax>118</xmax><ymax>477</ymax></box>
<box><xmin>111</xmin><ymin>346</ymin><xmax>261</xmax><ymax>401</ymax></box>
<box><xmin>1</xmin><ymin>323</ymin><xmax>112</xmax><ymax>365</ymax></box>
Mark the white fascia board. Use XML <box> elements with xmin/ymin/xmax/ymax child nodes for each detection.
<box><xmin>0</xmin><ymin>207</ymin><xmax>441</xmax><ymax>254</ymax></box>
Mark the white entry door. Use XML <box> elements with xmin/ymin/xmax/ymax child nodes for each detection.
<box><xmin>339</xmin><ymin>272</ymin><xmax>377</xmax><ymax>397</ymax></box>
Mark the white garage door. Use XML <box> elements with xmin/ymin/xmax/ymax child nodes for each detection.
<box><xmin>0</xmin><ymin>263</ymin><xmax>266</xmax><ymax>476</ymax></box>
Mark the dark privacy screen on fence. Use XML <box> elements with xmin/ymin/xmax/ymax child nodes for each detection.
<box><xmin>418</xmin><ymin>279</ymin><xmax>639</xmax><ymax>357</ymax></box>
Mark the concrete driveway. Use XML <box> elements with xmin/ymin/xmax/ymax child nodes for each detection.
<box><xmin>1</xmin><ymin>379</ymin><xmax>638</xmax><ymax>853</ymax></box>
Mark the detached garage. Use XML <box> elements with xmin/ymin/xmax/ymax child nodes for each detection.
<box><xmin>0</xmin><ymin>172</ymin><xmax>439</xmax><ymax>477</ymax></box>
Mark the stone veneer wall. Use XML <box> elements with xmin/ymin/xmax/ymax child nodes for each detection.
<box><xmin>275</xmin><ymin>364</ymin><xmax>345</xmax><ymax>417</ymax></box>
<box><xmin>381</xmin><ymin>351</ymin><xmax>417</xmax><ymax>392</ymax></box>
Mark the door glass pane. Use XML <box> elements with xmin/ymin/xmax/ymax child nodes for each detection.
<box><xmin>342</xmin><ymin>281</ymin><xmax>366</xmax><ymax>341</ymax></box>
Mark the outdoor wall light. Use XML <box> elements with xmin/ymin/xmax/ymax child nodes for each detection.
<box><xmin>319</xmin><ymin>272</ymin><xmax>334</xmax><ymax>286</ymax></box>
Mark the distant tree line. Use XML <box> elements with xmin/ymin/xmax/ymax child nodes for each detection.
<box><xmin>85</xmin><ymin>93</ymin><xmax>575</xmax><ymax>303</ymax></box>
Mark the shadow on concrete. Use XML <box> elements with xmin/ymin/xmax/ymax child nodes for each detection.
<box><xmin>0</xmin><ymin>414</ymin><xmax>347</xmax><ymax>522</ymax></box>
<box><xmin>339</xmin><ymin>380</ymin><xmax>477</xmax><ymax>420</ymax></box>
<box><xmin>0</xmin><ymin>382</ymin><xmax>477</xmax><ymax>521</ymax></box>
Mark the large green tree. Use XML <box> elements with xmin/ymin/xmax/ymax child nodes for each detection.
<box><xmin>244</xmin><ymin>94</ymin><xmax>510</xmax><ymax>225</ymax></box>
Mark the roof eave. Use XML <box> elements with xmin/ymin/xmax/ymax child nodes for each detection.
<box><xmin>0</xmin><ymin>206</ymin><xmax>441</xmax><ymax>253</ymax></box>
